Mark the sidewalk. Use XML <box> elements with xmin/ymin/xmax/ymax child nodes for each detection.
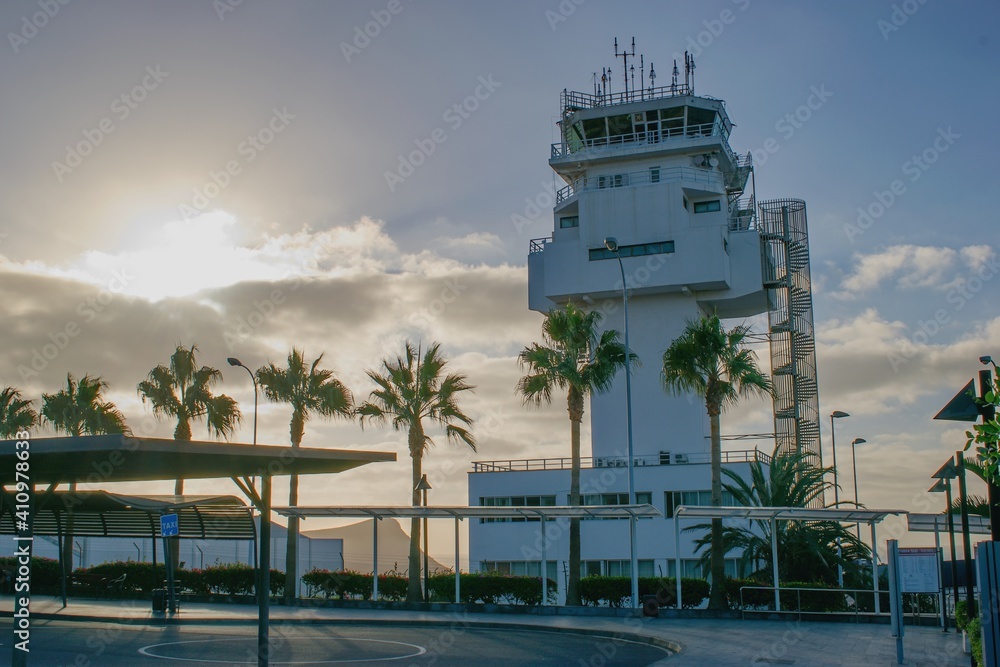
<box><xmin>2</xmin><ymin>596</ymin><xmax>972</xmax><ymax>666</ymax></box>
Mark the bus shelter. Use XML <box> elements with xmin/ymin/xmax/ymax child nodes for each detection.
<box><xmin>274</xmin><ymin>504</ymin><xmax>661</xmax><ymax>604</ymax></box>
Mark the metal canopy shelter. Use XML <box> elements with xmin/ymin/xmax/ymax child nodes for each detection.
<box><xmin>0</xmin><ymin>491</ymin><xmax>255</xmax><ymax>609</ymax></box>
<box><xmin>673</xmin><ymin>505</ymin><xmax>908</xmax><ymax>613</ymax></box>
<box><xmin>907</xmin><ymin>512</ymin><xmax>990</xmax><ymax>535</ymax></box>
<box><xmin>273</xmin><ymin>504</ymin><xmax>661</xmax><ymax>605</ymax></box>
<box><xmin>1</xmin><ymin>434</ymin><xmax>395</xmax><ymax>667</ymax></box>
<box><xmin>0</xmin><ymin>492</ymin><xmax>255</xmax><ymax>539</ymax></box>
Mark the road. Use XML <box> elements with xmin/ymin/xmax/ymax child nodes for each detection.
<box><xmin>1</xmin><ymin>620</ymin><xmax>672</xmax><ymax>666</ymax></box>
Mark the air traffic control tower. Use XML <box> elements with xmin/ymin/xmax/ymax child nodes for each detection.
<box><xmin>527</xmin><ymin>47</ymin><xmax>821</xmax><ymax>466</ymax></box>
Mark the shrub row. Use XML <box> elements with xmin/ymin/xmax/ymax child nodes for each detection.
<box><xmin>302</xmin><ymin>569</ymin><xmax>556</xmax><ymax>605</ymax></box>
<box><xmin>578</xmin><ymin>576</ymin><xmax>710</xmax><ymax>608</ymax></box>
<box><xmin>0</xmin><ymin>557</ymin><xmax>61</xmax><ymax>593</ymax></box>
<box><xmin>72</xmin><ymin>561</ymin><xmax>285</xmax><ymax>596</ymax></box>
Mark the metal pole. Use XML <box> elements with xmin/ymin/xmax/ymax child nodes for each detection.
<box><xmin>831</xmin><ymin>414</ymin><xmax>843</xmax><ymax>587</ymax></box>
<box><xmin>945</xmin><ymin>479</ymin><xmax>960</xmax><ymax>621</ymax></box>
<box><xmin>454</xmin><ymin>517</ymin><xmax>460</xmax><ymax>604</ymax></box>
<box><xmin>771</xmin><ymin>517</ymin><xmax>780</xmax><ymax>612</ymax></box>
<box><xmin>872</xmin><ymin>522</ymin><xmax>881</xmax><ymax>615</ymax></box>
<box><xmin>372</xmin><ymin>518</ymin><xmax>379</xmax><ymax>601</ymax></box>
<box><xmin>257</xmin><ymin>474</ymin><xmax>271</xmax><ymax>667</ymax></box>
<box><xmin>674</xmin><ymin>513</ymin><xmax>682</xmax><ymax>610</ymax></box>
<box><xmin>540</xmin><ymin>516</ymin><xmax>547</xmax><ymax>606</ymax></box>
<box><xmin>956</xmin><ymin>451</ymin><xmax>976</xmax><ymax>622</ymax></box>
<box><xmin>424</xmin><ymin>492</ymin><xmax>430</xmax><ymax>601</ymax></box>
<box><xmin>612</xmin><ymin>247</ymin><xmax>639</xmax><ymax>609</ymax></box>
<box><xmin>852</xmin><ymin>439</ymin><xmax>861</xmax><ymax>538</ymax></box>
<box><xmin>934</xmin><ymin>522</ymin><xmax>946</xmax><ymax>631</ymax></box>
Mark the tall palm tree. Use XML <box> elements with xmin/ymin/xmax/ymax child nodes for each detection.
<box><xmin>256</xmin><ymin>349</ymin><xmax>354</xmax><ymax>601</ymax></box>
<box><xmin>661</xmin><ymin>313</ymin><xmax>770</xmax><ymax>609</ymax></box>
<box><xmin>0</xmin><ymin>386</ymin><xmax>39</xmax><ymax>438</ymax></box>
<box><xmin>137</xmin><ymin>344</ymin><xmax>241</xmax><ymax>494</ymax></box>
<box><xmin>688</xmin><ymin>449</ymin><xmax>869</xmax><ymax>587</ymax></box>
<box><xmin>357</xmin><ymin>341</ymin><xmax>476</xmax><ymax>602</ymax></box>
<box><xmin>42</xmin><ymin>373</ymin><xmax>130</xmax><ymax>570</ymax></box>
<box><xmin>516</xmin><ymin>302</ymin><xmax>631</xmax><ymax>606</ymax></box>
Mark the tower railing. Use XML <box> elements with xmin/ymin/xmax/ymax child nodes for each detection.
<box><xmin>471</xmin><ymin>449</ymin><xmax>770</xmax><ymax>473</ymax></box>
<box><xmin>552</xmin><ymin>121</ymin><xmax>730</xmax><ymax>159</ymax></box>
<box><xmin>556</xmin><ymin>165</ymin><xmax>724</xmax><ymax>205</ymax></box>
<box><xmin>560</xmin><ymin>83</ymin><xmax>694</xmax><ymax>115</ymax></box>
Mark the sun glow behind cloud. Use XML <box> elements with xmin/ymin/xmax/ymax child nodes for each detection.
<box><xmin>2</xmin><ymin>211</ymin><xmax>413</xmax><ymax>301</ymax></box>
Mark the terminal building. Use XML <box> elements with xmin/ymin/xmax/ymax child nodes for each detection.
<box><xmin>468</xmin><ymin>45</ymin><xmax>821</xmax><ymax>599</ymax></box>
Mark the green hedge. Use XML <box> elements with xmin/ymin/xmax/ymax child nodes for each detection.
<box><xmin>302</xmin><ymin>569</ymin><xmax>556</xmax><ymax>604</ymax></box>
<box><xmin>429</xmin><ymin>573</ymin><xmax>556</xmax><ymax>605</ymax></box>
<box><xmin>71</xmin><ymin>561</ymin><xmax>284</xmax><ymax>596</ymax></box>
<box><xmin>579</xmin><ymin>576</ymin><xmax>709</xmax><ymax>608</ymax></box>
<box><xmin>0</xmin><ymin>557</ymin><xmax>61</xmax><ymax>593</ymax></box>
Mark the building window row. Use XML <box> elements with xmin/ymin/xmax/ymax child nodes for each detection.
<box><xmin>664</xmin><ymin>489</ymin><xmax>737</xmax><ymax>519</ymax></box>
<box><xmin>479</xmin><ymin>495</ymin><xmax>556</xmax><ymax>523</ymax></box>
<box><xmin>481</xmin><ymin>560</ymin><xmax>558</xmax><ymax>581</ymax></box>
<box><xmin>589</xmin><ymin>240</ymin><xmax>674</xmax><ymax>261</ymax></box>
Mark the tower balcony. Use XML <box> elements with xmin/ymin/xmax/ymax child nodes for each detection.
<box><xmin>470</xmin><ymin>449</ymin><xmax>771</xmax><ymax>473</ymax></box>
<box><xmin>555</xmin><ymin>165</ymin><xmax>724</xmax><ymax>208</ymax></box>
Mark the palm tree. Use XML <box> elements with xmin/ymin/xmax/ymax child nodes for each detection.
<box><xmin>661</xmin><ymin>313</ymin><xmax>770</xmax><ymax>609</ymax></box>
<box><xmin>137</xmin><ymin>344</ymin><xmax>241</xmax><ymax>494</ymax></box>
<box><xmin>516</xmin><ymin>302</ymin><xmax>631</xmax><ymax>606</ymax></box>
<box><xmin>256</xmin><ymin>349</ymin><xmax>354</xmax><ymax>601</ymax></box>
<box><xmin>42</xmin><ymin>373</ymin><xmax>130</xmax><ymax>570</ymax></box>
<box><xmin>357</xmin><ymin>341</ymin><xmax>476</xmax><ymax>602</ymax></box>
<box><xmin>0</xmin><ymin>386</ymin><xmax>39</xmax><ymax>438</ymax></box>
<box><xmin>688</xmin><ymin>449</ymin><xmax>869</xmax><ymax>587</ymax></box>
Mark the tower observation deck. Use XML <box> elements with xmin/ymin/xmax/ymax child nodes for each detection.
<box><xmin>528</xmin><ymin>43</ymin><xmax>822</xmax><ymax>466</ymax></box>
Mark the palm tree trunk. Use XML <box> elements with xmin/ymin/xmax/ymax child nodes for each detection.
<box><xmin>62</xmin><ymin>482</ymin><xmax>76</xmax><ymax>577</ymax></box>
<box><xmin>407</xmin><ymin>427</ymin><xmax>424</xmax><ymax>602</ymax></box>
<box><xmin>708</xmin><ymin>407</ymin><xmax>727</xmax><ymax>610</ymax></box>
<box><xmin>285</xmin><ymin>412</ymin><xmax>304</xmax><ymax>602</ymax></box>
<box><xmin>567</xmin><ymin>388</ymin><xmax>584</xmax><ymax>606</ymax></box>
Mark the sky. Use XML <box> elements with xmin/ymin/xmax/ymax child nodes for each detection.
<box><xmin>1</xmin><ymin>0</ymin><xmax>998</xmax><ymax>565</ymax></box>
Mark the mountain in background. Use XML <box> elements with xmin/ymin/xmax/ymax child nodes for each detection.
<box><xmin>302</xmin><ymin>518</ymin><xmax>449</xmax><ymax>574</ymax></box>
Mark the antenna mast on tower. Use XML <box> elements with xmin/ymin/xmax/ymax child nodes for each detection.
<box><xmin>614</xmin><ymin>37</ymin><xmax>636</xmax><ymax>100</ymax></box>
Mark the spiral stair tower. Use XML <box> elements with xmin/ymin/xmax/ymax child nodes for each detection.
<box><xmin>758</xmin><ymin>199</ymin><xmax>821</xmax><ymax>472</ymax></box>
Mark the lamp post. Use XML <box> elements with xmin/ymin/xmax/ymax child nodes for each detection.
<box><xmin>227</xmin><ymin>357</ymin><xmax>258</xmax><ymax>447</ymax></box>
<box><xmin>932</xmin><ymin>459</ymin><xmax>961</xmax><ymax>629</ymax></box>
<box><xmin>415</xmin><ymin>474</ymin><xmax>432</xmax><ymax>602</ymax></box>
<box><xmin>850</xmin><ymin>437</ymin><xmax>867</xmax><ymax>538</ymax></box>
<box><xmin>228</xmin><ymin>357</ymin><xmax>261</xmax><ymax>584</ymax></box>
<box><xmin>830</xmin><ymin>411</ymin><xmax>849</xmax><ymax>587</ymax></box>
<box><xmin>954</xmin><ymin>451</ymin><xmax>976</xmax><ymax>630</ymax></box>
<box><xmin>603</xmin><ymin>236</ymin><xmax>639</xmax><ymax>609</ymax></box>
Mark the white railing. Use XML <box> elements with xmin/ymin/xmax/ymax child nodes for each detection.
<box><xmin>552</xmin><ymin>121</ymin><xmax>725</xmax><ymax>159</ymax></box>
<box><xmin>556</xmin><ymin>166</ymin><xmax>724</xmax><ymax>205</ymax></box>
<box><xmin>471</xmin><ymin>449</ymin><xmax>769</xmax><ymax>473</ymax></box>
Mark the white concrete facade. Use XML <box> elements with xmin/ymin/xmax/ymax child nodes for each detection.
<box><xmin>469</xmin><ymin>75</ymin><xmax>771</xmax><ymax>598</ymax></box>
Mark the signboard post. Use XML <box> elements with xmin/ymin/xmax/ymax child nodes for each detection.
<box><xmin>160</xmin><ymin>514</ymin><xmax>179</xmax><ymax>613</ymax></box>
<box><xmin>887</xmin><ymin>540</ymin><xmax>904</xmax><ymax>665</ymax></box>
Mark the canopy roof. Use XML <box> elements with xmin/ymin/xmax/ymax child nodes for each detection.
<box><xmin>907</xmin><ymin>512</ymin><xmax>991</xmax><ymax>535</ymax></box>
<box><xmin>273</xmin><ymin>504</ymin><xmax>662</xmax><ymax>520</ymax></box>
<box><xmin>0</xmin><ymin>491</ymin><xmax>256</xmax><ymax>539</ymax></box>
<box><xmin>0</xmin><ymin>434</ymin><xmax>395</xmax><ymax>486</ymax></box>
<box><xmin>674</xmin><ymin>505</ymin><xmax>907</xmax><ymax>524</ymax></box>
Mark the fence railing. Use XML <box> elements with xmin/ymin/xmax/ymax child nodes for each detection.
<box><xmin>471</xmin><ymin>449</ymin><xmax>768</xmax><ymax>473</ymax></box>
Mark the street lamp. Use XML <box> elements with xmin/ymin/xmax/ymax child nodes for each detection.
<box><xmin>980</xmin><ymin>355</ymin><xmax>997</xmax><ymax>370</ymax></box>
<box><xmin>830</xmin><ymin>411</ymin><xmax>849</xmax><ymax>587</ymax></box>
<box><xmin>227</xmin><ymin>358</ymin><xmax>258</xmax><ymax>447</ymax></box>
<box><xmin>850</xmin><ymin>437</ymin><xmax>867</xmax><ymax>538</ymax></box>
<box><xmin>603</xmin><ymin>236</ymin><xmax>639</xmax><ymax>610</ymax></box>
<box><xmin>415</xmin><ymin>474</ymin><xmax>432</xmax><ymax>602</ymax></box>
